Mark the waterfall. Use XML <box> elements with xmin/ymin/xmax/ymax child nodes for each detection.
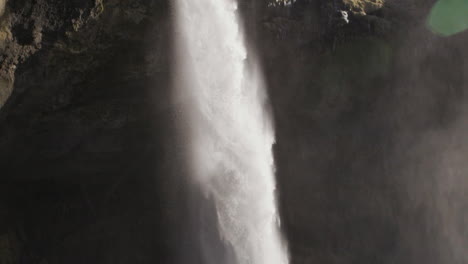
<box><xmin>173</xmin><ymin>0</ymin><xmax>289</xmax><ymax>263</ymax></box>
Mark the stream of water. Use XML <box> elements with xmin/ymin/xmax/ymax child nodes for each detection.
<box><xmin>173</xmin><ymin>0</ymin><xmax>289</xmax><ymax>263</ymax></box>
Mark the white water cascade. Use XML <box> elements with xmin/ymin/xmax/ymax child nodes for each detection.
<box><xmin>173</xmin><ymin>0</ymin><xmax>289</xmax><ymax>263</ymax></box>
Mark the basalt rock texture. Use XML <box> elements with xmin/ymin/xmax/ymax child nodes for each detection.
<box><xmin>1</xmin><ymin>0</ymin><xmax>468</xmax><ymax>263</ymax></box>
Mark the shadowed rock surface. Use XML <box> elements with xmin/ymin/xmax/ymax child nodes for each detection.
<box><xmin>1</xmin><ymin>0</ymin><xmax>467</xmax><ymax>263</ymax></box>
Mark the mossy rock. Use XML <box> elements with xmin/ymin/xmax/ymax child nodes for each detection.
<box><xmin>0</xmin><ymin>0</ymin><xmax>5</xmax><ymax>17</ymax></box>
<box><xmin>343</xmin><ymin>0</ymin><xmax>384</xmax><ymax>16</ymax></box>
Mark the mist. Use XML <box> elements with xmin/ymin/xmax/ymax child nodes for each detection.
<box><xmin>172</xmin><ymin>0</ymin><xmax>289</xmax><ymax>263</ymax></box>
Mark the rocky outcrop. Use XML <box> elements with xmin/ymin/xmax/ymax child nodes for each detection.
<box><xmin>0</xmin><ymin>0</ymin><xmax>169</xmax><ymax>108</ymax></box>
<box><xmin>343</xmin><ymin>0</ymin><xmax>384</xmax><ymax>15</ymax></box>
<box><xmin>0</xmin><ymin>0</ymin><xmax>99</xmax><ymax>106</ymax></box>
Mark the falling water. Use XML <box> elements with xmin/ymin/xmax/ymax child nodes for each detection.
<box><xmin>173</xmin><ymin>0</ymin><xmax>289</xmax><ymax>263</ymax></box>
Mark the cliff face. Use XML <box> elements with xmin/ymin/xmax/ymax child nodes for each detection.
<box><xmin>254</xmin><ymin>1</ymin><xmax>468</xmax><ymax>264</ymax></box>
<box><xmin>0</xmin><ymin>0</ymin><xmax>170</xmax><ymax>179</ymax></box>
<box><xmin>1</xmin><ymin>0</ymin><xmax>468</xmax><ymax>263</ymax></box>
<box><xmin>0</xmin><ymin>1</ymin><xmax>173</xmax><ymax>263</ymax></box>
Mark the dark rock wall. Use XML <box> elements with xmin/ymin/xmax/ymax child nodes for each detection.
<box><xmin>245</xmin><ymin>0</ymin><xmax>468</xmax><ymax>263</ymax></box>
<box><xmin>1</xmin><ymin>0</ymin><xmax>467</xmax><ymax>263</ymax></box>
<box><xmin>0</xmin><ymin>0</ymin><xmax>174</xmax><ymax>263</ymax></box>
